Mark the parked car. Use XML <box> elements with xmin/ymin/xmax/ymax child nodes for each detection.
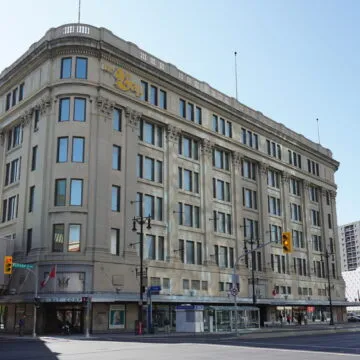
<box><xmin>347</xmin><ymin>315</ymin><xmax>360</xmax><ymax>322</ymax></box>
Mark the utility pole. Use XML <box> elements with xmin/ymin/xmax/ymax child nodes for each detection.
<box><xmin>131</xmin><ymin>196</ymin><xmax>151</xmax><ymax>335</ymax></box>
<box><xmin>323</xmin><ymin>248</ymin><xmax>334</xmax><ymax>325</ymax></box>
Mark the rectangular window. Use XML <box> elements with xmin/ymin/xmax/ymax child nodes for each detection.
<box><xmin>243</xmin><ymin>188</ymin><xmax>257</xmax><ymax>209</ymax></box>
<box><xmin>59</xmin><ymin>98</ymin><xmax>70</xmax><ymax>121</ymax></box>
<box><xmin>68</xmin><ymin>224</ymin><xmax>81</xmax><ymax>252</ymax></box>
<box><xmin>75</xmin><ymin>57</ymin><xmax>88</xmax><ymax>79</ymax></box>
<box><xmin>111</xmin><ymin>228</ymin><xmax>120</xmax><ymax>256</ymax></box>
<box><xmin>292</xmin><ymin>230</ymin><xmax>304</xmax><ymax>248</ymax></box>
<box><xmin>213</xmin><ymin>149</ymin><xmax>230</xmax><ymax>170</ymax></box>
<box><xmin>268</xmin><ymin>196</ymin><xmax>281</xmax><ymax>216</ymax></box>
<box><xmin>178</xmin><ymin>135</ymin><xmax>199</xmax><ymax>160</ymax></box>
<box><xmin>146</xmin><ymin>235</ymin><xmax>156</xmax><ymax>260</ymax></box>
<box><xmin>113</xmin><ymin>108</ymin><xmax>122</xmax><ymax>131</ymax></box>
<box><xmin>74</xmin><ymin>98</ymin><xmax>86</xmax><ymax>121</ymax></box>
<box><xmin>269</xmin><ymin>224</ymin><xmax>282</xmax><ymax>243</ymax></box>
<box><xmin>2</xmin><ymin>200</ymin><xmax>7</xmax><ymax>223</ymax></box>
<box><xmin>70</xmin><ymin>179</ymin><xmax>83</xmax><ymax>206</ymax></box>
<box><xmin>19</xmin><ymin>83</ymin><xmax>24</xmax><ymax>102</ymax></box>
<box><xmin>197</xmin><ymin>242</ymin><xmax>202</xmax><ymax>265</ymax></box>
<box><xmin>241</xmin><ymin>159</ymin><xmax>257</xmax><ymax>180</ymax></box>
<box><xmin>214</xmin><ymin>211</ymin><xmax>232</xmax><ymax>234</ymax></box>
<box><xmin>111</xmin><ymin>185</ymin><xmax>121</xmax><ymax>211</ymax></box>
<box><xmin>268</xmin><ymin>170</ymin><xmax>280</xmax><ymax>188</ymax></box>
<box><xmin>150</xmin><ymin>85</ymin><xmax>158</xmax><ymax>106</ymax></box>
<box><xmin>112</xmin><ymin>145</ymin><xmax>121</xmax><ymax>170</ymax></box>
<box><xmin>186</xmin><ymin>240</ymin><xmax>195</xmax><ymax>264</ymax></box>
<box><xmin>187</xmin><ymin>103</ymin><xmax>194</xmax><ymax>122</ymax></box>
<box><xmin>12</xmin><ymin>88</ymin><xmax>17</xmax><ymax>107</ymax></box>
<box><xmin>57</xmin><ymin>137</ymin><xmax>68</xmax><ymax>162</ymax></box>
<box><xmin>55</xmin><ymin>179</ymin><xmax>67</xmax><ymax>206</ymax></box>
<box><xmin>29</xmin><ymin>186</ymin><xmax>35</xmax><ymax>213</ymax></box>
<box><xmin>159</xmin><ymin>90</ymin><xmax>167</xmax><ymax>109</ymax></box>
<box><xmin>328</xmin><ymin>214</ymin><xmax>332</xmax><ymax>229</ymax></box>
<box><xmin>144</xmin><ymin>194</ymin><xmax>155</xmax><ymax>219</ymax></box>
<box><xmin>144</xmin><ymin>157</ymin><xmax>155</xmax><ymax>181</ymax></box>
<box><xmin>53</xmin><ymin>224</ymin><xmax>65</xmax><ymax>252</ymax></box>
<box><xmin>72</xmin><ymin>137</ymin><xmax>85</xmax><ymax>162</ymax></box>
<box><xmin>311</xmin><ymin>210</ymin><xmax>321</xmax><ymax>226</ymax></box>
<box><xmin>34</xmin><ymin>109</ymin><xmax>40</xmax><ymax>131</ymax></box>
<box><xmin>195</xmin><ymin>107</ymin><xmax>202</xmax><ymax>125</ymax></box>
<box><xmin>31</xmin><ymin>146</ymin><xmax>38</xmax><ymax>171</ymax></box>
<box><xmin>312</xmin><ymin>235</ymin><xmax>322</xmax><ymax>252</ymax></box>
<box><xmin>61</xmin><ymin>57</ymin><xmax>72</xmax><ymax>79</ymax></box>
<box><xmin>8</xmin><ymin>158</ymin><xmax>21</xmax><ymax>184</ymax></box>
<box><xmin>139</xmin><ymin>119</ymin><xmax>163</xmax><ymax>148</ymax></box>
<box><xmin>6</xmin><ymin>93</ymin><xmax>11</xmax><ymax>111</ymax></box>
<box><xmin>141</xmin><ymin>81</ymin><xmax>148</xmax><ymax>101</ymax></box>
<box><xmin>158</xmin><ymin>236</ymin><xmax>165</xmax><ymax>261</ymax></box>
<box><xmin>26</xmin><ymin>229</ymin><xmax>32</xmax><ymax>255</ymax></box>
<box><xmin>309</xmin><ymin>186</ymin><xmax>319</xmax><ymax>202</ymax></box>
<box><xmin>290</xmin><ymin>203</ymin><xmax>302</xmax><ymax>222</ymax></box>
<box><xmin>179</xmin><ymin>99</ymin><xmax>186</xmax><ymax>118</ymax></box>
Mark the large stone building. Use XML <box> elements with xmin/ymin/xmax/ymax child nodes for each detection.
<box><xmin>0</xmin><ymin>23</ymin><xmax>348</xmax><ymax>334</ymax></box>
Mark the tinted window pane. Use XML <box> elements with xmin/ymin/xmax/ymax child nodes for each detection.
<box><xmin>111</xmin><ymin>186</ymin><xmax>120</xmax><ymax>211</ymax></box>
<box><xmin>53</xmin><ymin>224</ymin><xmax>64</xmax><ymax>252</ymax></box>
<box><xmin>112</xmin><ymin>146</ymin><xmax>121</xmax><ymax>170</ymax></box>
<box><xmin>55</xmin><ymin>179</ymin><xmax>66</xmax><ymax>206</ymax></box>
<box><xmin>70</xmin><ymin>179</ymin><xmax>83</xmax><ymax>206</ymax></box>
<box><xmin>61</xmin><ymin>58</ymin><xmax>72</xmax><ymax>79</ymax></box>
<box><xmin>75</xmin><ymin>57</ymin><xmax>87</xmax><ymax>79</ymax></box>
<box><xmin>57</xmin><ymin>137</ymin><xmax>68</xmax><ymax>162</ymax></box>
<box><xmin>74</xmin><ymin>98</ymin><xmax>86</xmax><ymax>121</ymax></box>
<box><xmin>59</xmin><ymin>98</ymin><xmax>70</xmax><ymax>121</ymax></box>
<box><xmin>159</xmin><ymin>90</ymin><xmax>167</xmax><ymax>109</ymax></box>
<box><xmin>68</xmin><ymin>224</ymin><xmax>81</xmax><ymax>252</ymax></box>
<box><xmin>144</xmin><ymin>122</ymin><xmax>154</xmax><ymax>144</ymax></box>
<box><xmin>72</xmin><ymin>137</ymin><xmax>84</xmax><ymax>162</ymax></box>
<box><xmin>113</xmin><ymin>109</ymin><xmax>122</xmax><ymax>131</ymax></box>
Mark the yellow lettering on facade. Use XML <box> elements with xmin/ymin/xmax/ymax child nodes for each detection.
<box><xmin>102</xmin><ymin>63</ymin><xmax>142</xmax><ymax>98</ymax></box>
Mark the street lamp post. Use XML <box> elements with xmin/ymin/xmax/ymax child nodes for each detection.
<box><xmin>131</xmin><ymin>197</ymin><xmax>151</xmax><ymax>335</ymax></box>
<box><xmin>322</xmin><ymin>248</ymin><xmax>334</xmax><ymax>326</ymax></box>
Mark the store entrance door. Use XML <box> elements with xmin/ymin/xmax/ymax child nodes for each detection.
<box><xmin>44</xmin><ymin>303</ymin><xmax>83</xmax><ymax>334</ymax></box>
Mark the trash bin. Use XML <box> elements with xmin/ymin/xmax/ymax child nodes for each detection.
<box><xmin>135</xmin><ymin>320</ymin><xmax>143</xmax><ymax>335</ymax></box>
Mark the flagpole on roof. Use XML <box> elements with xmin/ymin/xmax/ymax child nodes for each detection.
<box><xmin>234</xmin><ymin>51</ymin><xmax>238</xmax><ymax>101</ymax></box>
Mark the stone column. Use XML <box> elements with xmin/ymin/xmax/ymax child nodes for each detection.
<box><xmin>123</xmin><ymin>106</ymin><xmax>142</xmax><ymax>257</ymax></box>
<box><xmin>165</xmin><ymin>124</ymin><xmax>181</xmax><ymax>262</ymax></box>
<box><xmin>89</xmin><ymin>96</ymin><xmax>115</xmax><ymax>255</ymax></box>
<box><xmin>329</xmin><ymin>190</ymin><xmax>341</xmax><ymax>279</ymax></box>
<box><xmin>258</xmin><ymin>163</ymin><xmax>270</xmax><ymax>273</ymax></box>
<box><xmin>201</xmin><ymin>139</ymin><xmax>215</xmax><ymax>265</ymax></box>
<box><xmin>302</xmin><ymin>181</ymin><xmax>312</xmax><ymax>277</ymax></box>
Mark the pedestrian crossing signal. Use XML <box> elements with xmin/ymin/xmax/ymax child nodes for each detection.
<box><xmin>282</xmin><ymin>232</ymin><xmax>292</xmax><ymax>254</ymax></box>
<box><xmin>4</xmin><ymin>256</ymin><xmax>13</xmax><ymax>274</ymax></box>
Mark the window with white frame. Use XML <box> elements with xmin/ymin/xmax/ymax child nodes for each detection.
<box><xmin>288</xmin><ymin>150</ymin><xmax>302</xmax><ymax>168</ymax></box>
<box><xmin>241</xmin><ymin>159</ymin><xmax>257</xmax><ymax>180</ymax></box>
<box><xmin>268</xmin><ymin>196</ymin><xmax>281</xmax><ymax>216</ymax></box>
<box><xmin>213</xmin><ymin>178</ymin><xmax>231</xmax><ymax>201</ymax></box>
<box><xmin>213</xmin><ymin>148</ymin><xmax>230</xmax><ymax>171</ymax></box>
<box><xmin>243</xmin><ymin>188</ymin><xmax>257</xmax><ymax>209</ymax></box>
<box><xmin>240</xmin><ymin>128</ymin><xmax>258</xmax><ymax>149</ymax></box>
<box><xmin>292</xmin><ymin>230</ymin><xmax>304</xmax><ymax>249</ymax></box>
<box><xmin>178</xmin><ymin>135</ymin><xmax>199</xmax><ymax>160</ymax></box>
<box><xmin>289</xmin><ymin>178</ymin><xmax>301</xmax><ymax>196</ymax></box>
<box><xmin>290</xmin><ymin>203</ymin><xmax>302</xmax><ymax>222</ymax></box>
<box><xmin>212</xmin><ymin>114</ymin><xmax>232</xmax><ymax>137</ymax></box>
<box><xmin>4</xmin><ymin>157</ymin><xmax>21</xmax><ymax>186</ymax></box>
<box><xmin>269</xmin><ymin>224</ymin><xmax>282</xmax><ymax>243</ymax></box>
<box><xmin>266</xmin><ymin>140</ymin><xmax>282</xmax><ymax>159</ymax></box>
<box><xmin>267</xmin><ymin>169</ymin><xmax>280</xmax><ymax>188</ymax></box>
<box><xmin>179</xmin><ymin>167</ymin><xmax>199</xmax><ymax>193</ymax></box>
<box><xmin>139</xmin><ymin>119</ymin><xmax>163</xmax><ymax>148</ymax></box>
<box><xmin>213</xmin><ymin>210</ymin><xmax>232</xmax><ymax>234</ymax></box>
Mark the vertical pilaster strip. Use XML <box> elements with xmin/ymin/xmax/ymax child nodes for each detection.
<box><xmin>166</xmin><ymin>125</ymin><xmax>181</xmax><ymax>262</ymax></box>
<box><xmin>281</xmin><ymin>172</ymin><xmax>290</xmax><ymax>274</ymax></box>
<box><xmin>302</xmin><ymin>181</ymin><xmax>312</xmax><ymax>277</ymax></box>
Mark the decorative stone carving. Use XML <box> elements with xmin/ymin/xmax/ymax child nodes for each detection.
<box><xmin>37</xmin><ymin>95</ymin><xmax>53</xmax><ymax>114</ymax></box>
<box><xmin>96</xmin><ymin>96</ymin><xmax>115</xmax><ymax>120</ymax></box>
<box><xmin>124</xmin><ymin>106</ymin><xmax>142</xmax><ymax>129</ymax></box>
<box><xmin>201</xmin><ymin>139</ymin><xmax>214</xmax><ymax>157</ymax></box>
<box><xmin>166</xmin><ymin>124</ymin><xmax>181</xmax><ymax>143</ymax></box>
<box><xmin>232</xmin><ymin>152</ymin><xmax>242</xmax><ymax>166</ymax></box>
<box><xmin>259</xmin><ymin>162</ymin><xmax>268</xmax><ymax>175</ymax></box>
<box><xmin>329</xmin><ymin>190</ymin><xmax>337</xmax><ymax>200</ymax></box>
<box><xmin>303</xmin><ymin>180</ymin><xmax>310</xmax><ymax>190</ymax></box>
<box><xmin>281</xmin><ymin>172</ymin><xmax>290</xmax><ymax>184</ymax></box>
<box><xmin>20</xmin><ymin>108</ymin><xmax>34</xmax><ymax>127</ymax></box>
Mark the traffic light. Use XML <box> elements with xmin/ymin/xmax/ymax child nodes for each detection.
<box><xmin>34</xmin><ymin>297</ymin><xmax>41</xmax><ymax>308</ymax></box>
<box><xmin>4</xmin><ymin>256</ymin><xmax>13</xmax><ymax>275</ymax></box>
<box><xmin>282</xmin><ymin>232</ymin><xmax>292</xmax><ymax>254</ymax></box>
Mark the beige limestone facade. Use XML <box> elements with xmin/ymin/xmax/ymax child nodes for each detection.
<box><xmin>0</xmin><ymin>24</ymin><xmax>349</xmax><ymax>334</ymax></box>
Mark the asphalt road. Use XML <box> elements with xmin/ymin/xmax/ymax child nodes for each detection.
<box><xmin>1</xmin><ymin>332</ymin><xmax>360</xmax><ymax>360</ymax></box>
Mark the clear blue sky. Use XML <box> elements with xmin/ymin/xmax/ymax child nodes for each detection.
<box><xmin>1</xmin><ymin>0</ymin><xmax>359</xmax><ymax>225</ymax></box>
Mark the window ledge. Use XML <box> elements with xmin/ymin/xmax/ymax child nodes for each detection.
<box><xmin>49</xmin><ymin>207</ymin><xmax>88</xmax><ymax>214</ymax></box>
<box><xmin>3</xmin><ymin>181</ymin><xmax>20</xmax><ymax>191</ymax></box>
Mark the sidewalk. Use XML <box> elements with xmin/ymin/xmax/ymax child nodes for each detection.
<box><xmin>1</xmin><ymin>323</ymin><xmax>360</xmax><ymax>342</ymax></box>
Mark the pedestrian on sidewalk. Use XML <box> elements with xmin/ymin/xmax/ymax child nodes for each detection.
<box><xmin>18</xmin><ymin>314</ymin><xmax>25</xmax><ymax>336</ymax></box>
<box><xmin>286</xmin><ymin>314</ymin><xmax>291</xmax><ymax>325</ymax></box>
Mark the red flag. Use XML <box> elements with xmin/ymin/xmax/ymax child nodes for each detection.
<box><xmin>41</xmin><ymin>266</ymin><xmax>56</xmax><ymax>288</ymax></box>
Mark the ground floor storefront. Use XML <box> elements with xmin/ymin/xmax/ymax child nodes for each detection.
<box><xmin>0</xmin><ymin>295</ymin><xmax>353</xmax><ymax>335</ymax></box>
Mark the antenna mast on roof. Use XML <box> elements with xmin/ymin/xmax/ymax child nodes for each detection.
<box><xmin>234</xmin><ymin>51</ymin><xmax>238</xmax><ymax>101</ymax></box>
<box><xmin>316</xmin><ymin>118</ymin><xmax>321</xmax><ymax>144</ymax></box>
<box><xmin>78</xmin><ymin>0</ymin><xmax>81</xmax><ymax>23</ymax></box>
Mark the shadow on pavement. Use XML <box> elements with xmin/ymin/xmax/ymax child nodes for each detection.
<box><xmin>1</xmin><ymin>339</ymin><xmax>61</xmax><ymax>360</ymax></box>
